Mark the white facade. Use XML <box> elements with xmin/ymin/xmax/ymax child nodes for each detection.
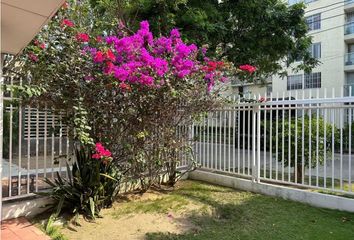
<box><xmin>272</xmin><ymin>0</ymin><xmax>354</xmax><ymax>98</ymax></box>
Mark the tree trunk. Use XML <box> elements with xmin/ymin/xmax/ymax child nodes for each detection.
<box><xmin>296</xmin><ymin>165</ymin><xmax>302</xmax><ymax>184</ymax></box>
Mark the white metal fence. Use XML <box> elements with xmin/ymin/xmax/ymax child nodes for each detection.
<box><xmin>2</xmin><ymin>76</ymin><xmax>71</xmax><ymax>201</ymax></box>
<box><xmin>193</xmin><ymin>90</ymin><xmax>354</xmax><ymax>196</ymax></box>
<box><xmin>3</xmin><ymin>83</ymin><xmax>354</xmax><ymax>201</ymax></box>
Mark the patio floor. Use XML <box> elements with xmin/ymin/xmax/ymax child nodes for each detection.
<box><xmin>1</xmin><ymin>217</ymin><xmax>50</xmax><ymax>240</ymax></box>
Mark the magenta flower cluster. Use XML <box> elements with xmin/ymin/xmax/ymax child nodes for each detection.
<box><xmin>92</xmin><ymin>142</ymin><xmax>112</xmax><ymax>160</ymax></box>
<box><xmin>84</xmin><ymin>21</ymin><xmax>227</xmax><ymax>91</ymax></box>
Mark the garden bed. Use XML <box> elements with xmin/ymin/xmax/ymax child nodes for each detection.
<box><xmin>34</xmin><ymin>180</ymin><xmax>354</xmax><ymax>240</ymax></box>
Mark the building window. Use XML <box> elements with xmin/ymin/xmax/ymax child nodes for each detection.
<box><xmin>346</xmin><ymin>11</ymin><xmax>354</xmax><ymax>23</ymax></box>
<box><xmin>309</xmin><ymin>42</ymin><xmax>321</xmax><ymax>59</ymax></box>
<box><xmin>288</xmin><ymin>0</ymin><xmax>317</xmax><ymax>5</ymax></box>
<box><xmin>304</xmin><ymin>72</ymin><xmax>321</xmax><ymax>89</ymax></box>
<box><xmin>266</xmin><ymin>84</ymin><xmax>272</xmax><ymax>97</ymax></box>
<box><xmin>287</xmin><ymin>74</ymin><xmax>303</xmax><ymax>90</ymax></box>
<box><xmin>306</xmin><ymin>13</ymin><xmax>321</xmax><ymax>31</ymax></box>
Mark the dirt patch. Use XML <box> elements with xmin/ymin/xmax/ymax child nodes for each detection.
<box><xmin>61</xmin><ymin>210</ymin><xmax>195</xmax><ymax>240</ymax></box>
<box><xmin>53</xmin><ymin>182</ymin><xmax>209</xmax><ymax>239</ymax></box>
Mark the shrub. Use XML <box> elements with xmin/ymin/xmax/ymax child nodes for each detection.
<box><xmin>10</xmin><ymin>1</ymin><xmax>252</xmax><ymax>196</ymax></box>
<box><xmin>16</xmin><ymin>9</ymin><xmax>230</xmax><ymax>191</ymax></box>
<box><xmin>267</xmin><ymin>114</ymin><xmax>340</xmax><ymax>183</ymax></box>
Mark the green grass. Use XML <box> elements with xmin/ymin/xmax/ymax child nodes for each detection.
<box><xmin>34</xmin><ymin>214</ymin><xmax>68</xmax><ymax>240</ymax></box>
<box><xmin>138</xmin><ymin>180</ymin><xmax>354</xmax><ymax>240</ymax></box>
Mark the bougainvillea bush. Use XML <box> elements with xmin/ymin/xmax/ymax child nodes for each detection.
<box><xmin>10</xmin><ymin>1</ymin><xmax>254</xmax><ymax>201</ymax></box>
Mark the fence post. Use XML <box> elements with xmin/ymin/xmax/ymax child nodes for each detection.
<box><xmin>0</xmin><ymin>54</ymin><xmax>4</xmax><ymax>216</ymax></box>
<box><xmin>252</xmin><ymin>104</ymin><xmax>261</xmax><ymax>183</ymax></box>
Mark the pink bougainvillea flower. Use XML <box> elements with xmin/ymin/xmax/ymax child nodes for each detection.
<box><xmin>84</xmin><ymin>75</ymin><xmax>94</xmax><ymax>81</ymax></box>
<box><xmin>61</xmin><ymin>19</ymin><xmax>74</xmax><ymax>28</ymax></box>
<box><xmin>39</xmin><ymin>43</ymin><xmax>46</xmax><ymax>49</ymax></box>
<box><xmin>105</xmin><ymin>36</ymin><xmax>119</xmax><ymax>45</ymax></box>
<box><xmin>28</xmin><ymin>52</ymin><xmax>38</xmax><ymax>62</ymax></box>
<box><xmin>140</xmin><ymin>20</ymin><xmax>149</xmax><ymax>30</ymax></box>
<box><xmin>220</xmin><ymin>76</ymin><xmax>228</xmax><ymax>82</ymax></box>
<box><xmin>239</xmin><ymin>64</ymin><xmax>257</xmax><ymax>74</ymax></box>
<box><xmin>114</xmin><ymin>67</ymin><xmax>129</xmax><ymax>81</ymax></box>
<box><xmin>86</xmin><ymin>20</ymin><xmax>229</xmax><ymax>92</ymax></box>
<box><xmin>170</xmin><ymin>28</ymin><xmax>181</xmax><ymax>39</ymax></box>
<box><xmin>140</xmin><ymin>74</ymin><xmax>154</xmax><ymax>86</ymax></box>
<box><xmin>177</xmin><ymin>69</ymin><xmax>191</xmax><ymax>78</ymax></box>
<box><xmin>93</xmin><ymin>51</ymin><xmax>104</xmax><ymax>63</ymax></box>
<box><xmin>76</xmin><ymin>33</ymin><xmax>90</xmax><ymax>42</ymax></box>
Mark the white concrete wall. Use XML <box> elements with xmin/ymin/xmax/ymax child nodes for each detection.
<box><xmin>2</xmin><ymin>196</ymin><xmax>53</xmax><ymax>220</ymax></box>
<box><xmin>224</xmin><ymin>84</ymin><xmax>269</xmax><ymax>98</ymax></box>
<box><xmin>189</xmin><ymin>170</ymin><xmax>354</xmax><ymax>213</ymax></box>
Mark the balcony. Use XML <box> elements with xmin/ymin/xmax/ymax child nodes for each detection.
<box><xmin>345</xmin><ymin>0</ymin><xmax>354</xmax><ymax>12</ymax></box>
<box><xmin>344</xmin><ymin>84</ymin><xmax>354</xmax><ymax>96</ymax></box>
<box><xmin>345</xmin><ymin>22</ymin><xmax>354</xmax><ymax>42</ymax></box>
<box><xmin>345</xmin><ymin>52</ymin><xmax>354</xmax><ymax>71</ymax></box>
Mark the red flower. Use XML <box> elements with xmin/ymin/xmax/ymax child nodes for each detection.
<box><xmin>92</xmin><ymin>153</ymin><xmax>101</xmax><ymax>159</ymax></box>
<box><xmin>104</xmin><ymin>61</ymin><xmax>115</xmax><ymax>75</ymax></box>
<box><xmin>96</xmin><ymin>36</ymin><xmax>103</xmax><ymax>43</ymax></box>
<box><xmin>62</xmin><ymin>1</ymin><xmax>69</xmax><ymax>9</ymax></box>
<box><xmin>40</xmin><ymin>43</ymin><xmax>46</xmax><ymax>49</ymax></box>
<box><xmin>119</xmin><ymin>82</ymin><xmax>131</xmax><ymax>92</ymax></box>
<box><xmin>239</xmin><ymin>64</ymin><xmax>257</xmax><ymax>74</ymax></box>
<box><xmin>92</xmin><ymin>142</ymin><xmax>112</xmax><ymax>160</ymax></box>
<box><xmin>259</xmin><ymin>96</ymin><xmax>266</xmax><ymax>102</ymax></box>
<box><xmin>204</xmin><ymin>61</ymin><xmax>224</xmax><ymax>72</ymax></box>
<box><xmin>28</xmin><ymin>53</ymin><xmax>38</xmax><ymax>62</ymax></box>
<box><xmin>105</xmin><ymin>49</ymin><xmax>115</xmax><ymax>61</ymax></box>
<box><xmin>94</xmin><ymin>51</ymin><xmax>104</xmax><ymax>63</ymax></box>
<box><xmin>76</xmin><ymin>33</ymin><xmax>90</xmax><ymax>42</ymax></box>
<box><xmin>61</xmin><ymin>19</ymin><xmax>74</xmax><ymax>28</ymax></box>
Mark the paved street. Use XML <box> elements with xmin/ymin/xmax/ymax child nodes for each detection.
<box><xmin>194</xmin><ymin>142</ymin><xmax>354</xmax><ymax>181</ymax></box>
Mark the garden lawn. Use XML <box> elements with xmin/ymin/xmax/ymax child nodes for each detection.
<box><xmin>45</xmin><ymin>180</ymin><xmax>354</xmax><ymax>240</ymax></box>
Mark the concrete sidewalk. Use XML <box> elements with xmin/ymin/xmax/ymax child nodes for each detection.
<box><xmin>1</xmin><ymin>217</ymin><xmax>49</xmax><ymax>240</ymax></box>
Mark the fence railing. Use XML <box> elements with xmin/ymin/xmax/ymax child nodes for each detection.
<box><xmin>193</xmin><ymin>91</ymin><xmax>354</xmax><ymax>196</ymax></box>
<box><xmin>2</xmin><ymin>76</ymin><xmax>72</xmax><ymax>201</ymax></box>
<box><xmin>3</xmin><ymin>81</ymin><xmax>354</xmax><ymax>200</ymax></box>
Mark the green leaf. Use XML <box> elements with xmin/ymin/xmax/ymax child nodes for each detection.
<box><xmin>100</xmin><ymin>173</ymin><xmax>118</xmax><ymax>182</ymax></box>
<box><xmin>89</xmin><ymin>197</ymin><xmax>95</xmax><ymax>218</ymax></box>
<box><xmin>55</xmin><ymin>197</ymin><xmax>65</xmax><ymax>217</ymax></box>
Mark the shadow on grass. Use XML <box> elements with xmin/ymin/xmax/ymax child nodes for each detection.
<box><xmin>145</xmin><ymin>180</ymin><xmax>354</xmax><ymax>240</ymax></box>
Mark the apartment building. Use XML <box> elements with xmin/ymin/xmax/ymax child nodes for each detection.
<box><xmin>271</xmin><ymin>0</ymin><xmax>354</xmax><ymax>98</ymax></box>
<box><xmin>228</xmin><ymin>0</ymin><xmax>353</xmax><ymax>99</ymax></box>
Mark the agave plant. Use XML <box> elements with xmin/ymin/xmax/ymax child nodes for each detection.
<box><xmin>39</xmin><ymin>144</ymin><xmax>121</xmax><ymax>219</ymax></box>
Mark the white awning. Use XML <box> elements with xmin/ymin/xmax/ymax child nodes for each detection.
<box><xmin>1</xmin><ymin>0</ymin><xmax>65</xmax><ymax>55</ymax></box>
